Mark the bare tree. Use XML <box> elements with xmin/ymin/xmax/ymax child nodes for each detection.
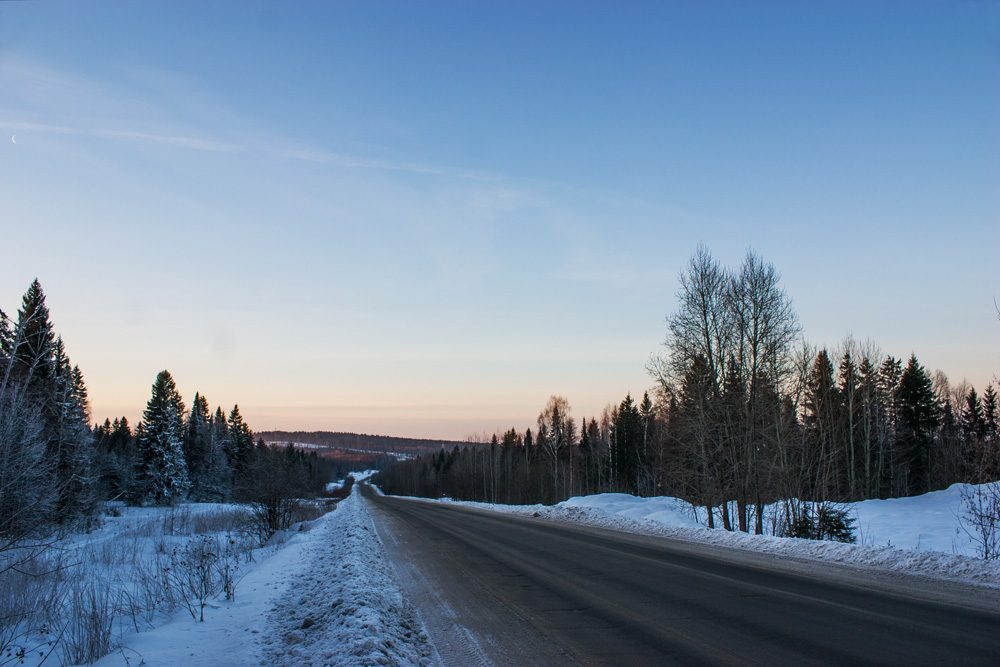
<box><xmin>538</xmin><ymin>396</ymin><xmax>574</xmax><ymax>502</ymax></box>
<box><xmin>651</xmin><ymin>246</ymin><xmax>800</xmax><ymax>533</ymax></box>
<box><xmin>726</xmin><ymin>250</ymin><xmax>801</xmax><ymax>532</ymax></box>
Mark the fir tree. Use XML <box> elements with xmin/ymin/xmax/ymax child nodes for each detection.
<box><xmin>804</xmin><ymin>350</ymin><xmax>839</xmax><ymax>501</ymax></box>
<box><xmin>982</xmin><ymin>385</ymin><xmax>998</xmax><ymax>441</ymax></box>
<box><xmin>897</xmin><ymin>354</ymin><xmax>940</xmax><ymax>494</ymax></box>
<box><xmin>134</xmin><ymin>370</ymin><xmax>189</xmax><ymax>505</ymax></box>
<box><xmin>184</xmin><ymin>393</ymin><xmax>212</xmax><ymax>500</ymax></box>
<box><xmin>962</xmin><ymin>388</ymin><xmax>985</xmax><ymax>439</ymax></box>
<box><xmin>227</xmin><ymin>404</ymin><xmax>254</xmax><ymax>480</ymax></box>
<box><xmin>0</xmin><ymin>307</ymin><xmax>12</xmax><ymax>366</ymax></box>
<box><xmin>611</xmin><ymin>394</ymin><xmax>642</xmax><ymax>495</ymax></box>
<box><xmin>13</xmin><ymin>279</ymin><xmax>56</xmax><ymax>387</ymax></box>
<box><xmin>49</xmin><ymin>338</ymin><xmax>95</xmax><ymax>521</ymax></box>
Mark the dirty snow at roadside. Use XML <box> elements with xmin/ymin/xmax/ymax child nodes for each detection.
<box><xmin>260</xmin><ymin>490</ymin><xmax>436</xmax><ymax>667</ymax></box>
<box><xmin>89</xmin><ymin>485</ymin><xmax>435</xmax><ymax>667</ymax></box>
<box><xmin>399</xmin><ymin>483</ymin><xmax>1000</xmax><ymax>588</ymax></box>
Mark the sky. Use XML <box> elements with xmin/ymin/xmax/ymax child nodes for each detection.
<box><xmin>1</xmin><ymin>1</ymin><xmax>997</xmax><ymax>440</ymax></box>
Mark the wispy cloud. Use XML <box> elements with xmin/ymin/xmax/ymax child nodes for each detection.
<box><xmin>0</xmin><ymin>120</ymin><xmax>241</xmax><ymax>153</ymax></box>
<box><xmin>1</xmin><ymin>117</ymin><xmax>499</xmax><ymax>180</ymax></box>
<box><xmin>2</xmin><ymin>55</ymin><xmax>499</xmax><ymax>180</ymax></box>
<box><xmin>279</xmin><ymin>147</ymin><xmax>501</xmax><ymax>181</ymax></box>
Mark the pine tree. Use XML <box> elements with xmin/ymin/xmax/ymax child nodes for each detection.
<box><xmin>897</xmin><ymin>354</ymin><xmax>940</xmax><ymax>495</ymax></box>
<box><xmin>13</xmin><ymin>279</ymin><xmax>56</xmax><ymax>387</ymax></box>
<box><xmin>804</xmin><ymin>350</ymin><xmax>839</xmax><ymax>501</ymax></box>
<box><xmin>611</xmin><ymin>394</ymin><xmax>642</xmax><ymax>495</ymax></box>
<box><xmin>134</xmin><ymin>370</ymin><xmax>189</xmax><ymax>505</ymax></box>
<box><xmin>49</xmin><ymin>338</ymin><xmax>96</xmax><ymax>521</ymax></box>
<box><xmin>982</xmin><ymin>385</ymin><xmax>998</xmax><ymax>442</ymax></box>
<box><xmin>227</xmin><ymin>404</ymin><xmax>254</xmax><ymax>482</ymax></box>
<box><xmin>962</xmin><ymin>388</ymin><xmax>985</xmax><ymax>439</ymax></box>
<box><xmin>0</xmin><ymin>307</ymin><xmax>12</xmax><ymax>368</ymax></box>
<box><xmin>838</xmin><ymin>351</ymin><xmax>860</xmax><ymax>499</ymax></box>
<box><xmin>878</xmin><ymin>356</ymin><xmax>903</xmax><ymax>496</ymax></box>
<box><xmin>856</xmin><ymin>354</ymin><xmax>880</xmax><ymax>498</ymax></box>
<box><xmin>203</xmin><ymin>407</ymin><xmax>233</xmax><ymax>500</ymax></box>
<box><xmin>676</xmin><ymin>354</ymin><xmax>721</xmax><ymax>526</ymax></box>
<box><xmin>94</xmin><ymin>416</ymin><xmax>133</xmax><ymax>500</ymax></box>
<box><xmin>184</xmin><ymin>393</ymin><xmax>211</xmax><ymax>500</ymax></box>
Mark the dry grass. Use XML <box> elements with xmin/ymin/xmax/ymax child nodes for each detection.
<box><xmin>0</xmin><ymin>502</ymin><xmax>269</xmax><ymax>665</ymax></box>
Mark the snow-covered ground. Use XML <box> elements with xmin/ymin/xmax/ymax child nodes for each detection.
<box><xmin>3</xmin><ymin>468</ymin><xmax>435</xmax><ymax>667</ymax></box>
<box><xmin>8</xmin><ymin>478</ymin><xmax>996</xmax><ymax>666</ymax></box>
<box><xmin>85</xmin><ymin>473</ymin><xmax>434</xmax><ymax>667</ymax></box>
<box><xmin>419</xmin><ymin>482</ymin><xmax>1000</xmax><ymax>588</ymax></box>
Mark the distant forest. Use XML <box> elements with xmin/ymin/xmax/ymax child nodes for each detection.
<box><xmin>258</xmin><ymin>431</ymin><xmax>464</xmax><ymax>456</ymax></box>
<box><xmin>375</xmin><ymin>246</ymin><xmax>999</xmax><ymax>538</ymax></box>
<box><xmin>257</xmin><ymin>431</ymin><xmax>467</xmax><ymax>481</ymax></box>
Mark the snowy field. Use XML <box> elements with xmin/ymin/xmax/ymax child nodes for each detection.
<box><xmin>421</xmin><ymin>482</ymin><xmax>1000</xmax><ymax>588</ymax></box>
<box><xmin>3</xmin><ymin>469</ymin><xmax>435</xmax><ymax>667</ymax></box>
<box><xmin>80</xmin><ymin>472</ymin><xmax>434</xmax><ymax>667</ymax></box>
<box><xmin>3</xmin><ymin>502</ymin><xmax>262</xmax><ymax>667</ymax></box>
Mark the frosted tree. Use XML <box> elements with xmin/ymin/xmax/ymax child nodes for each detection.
<box><xmin>49</xmin><ymin>337</ymin><xmax>96</xmax><ymax>521</ymax></box>
<box><xmin>134</xmin><ymin>370</ymin><xmax>189</xmax><ymax>505</ymax></box>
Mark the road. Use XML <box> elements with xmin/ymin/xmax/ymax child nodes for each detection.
<box><xmin>364</xmin><ymin>487</ymin><xmax>1000</xmax><ymax>666</ymax></box>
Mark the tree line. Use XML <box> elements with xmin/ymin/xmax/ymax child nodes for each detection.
<box><xmin>1</xmin><ymin>280</ymin><xmax>334</xmax><ymax>546</ymax></box>
<box><xmin>374</xmin><ymin>246</ymin><xmax>998</xmax><ymax>537</ymax></box>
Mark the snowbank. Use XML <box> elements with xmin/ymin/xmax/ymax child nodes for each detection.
<box><xmin>259</xmin><ymin>490</ymin><xmax>434</xmax><ymax>667</ymax></box>
<box><xmin>423</xmin><ymin>484</ymin><xmax>1000</xmax><ymax>588</ymax></box>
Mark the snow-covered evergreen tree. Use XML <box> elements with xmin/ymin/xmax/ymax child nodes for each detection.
<box><xmin>49</xmin><ymin>337</ymin><xmax>96</xmax><ymax>521</ymax></box>
<box><xmin>134</xmin><ymin>370</ymin><xmax>189</xmax><ymax>505</ymax></box>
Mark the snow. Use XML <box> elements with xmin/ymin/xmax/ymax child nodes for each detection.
<box><xmin>87</xmin><ymin>484</ymin><xmax>434</xmax><ymax>667</ymax></box>
<box><xmin>258</xmin><ymin>491</ymin><xmax>434</xmax><ymax>667</ymax></box>
<box><xmin>420</xmin><ymin>483</ymin><xmax>1000</xmax><ymax>588</ymax></box>
<box><xmin>853</xmin><ymin>484</ymin><xmax>971</xmax><ymax>553</ymax></box>
<box><xmin>11</xmin><ymin>476</ymin><xmax>994</xmax><ymax>666</ymax></box>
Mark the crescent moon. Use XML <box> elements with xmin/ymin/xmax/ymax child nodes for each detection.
<box><xmin>10</xmin><ymin>135</ymin><xmax>15</xmax><ymax>144</ymax></box>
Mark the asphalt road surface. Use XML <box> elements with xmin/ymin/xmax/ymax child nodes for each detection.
<box><xmin>364</xmin><ymin>487</ymin><xmax>1000</xmax><ymax>667</ymax></box>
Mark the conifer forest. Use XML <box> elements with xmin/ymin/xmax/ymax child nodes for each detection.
<box><xmin>0</xmin><ymin>279</ymin><xmax>335</xmax><ymax>548</ymax></box>
<box><xmin>375</xmin><ymin>246</ymin><xmax>1000</xmax><ymax>537</ymax></box>
<box><xmin>2</xmin><ymin>243</ymin><xmax>998</xmax><ymax>543</ymax></box>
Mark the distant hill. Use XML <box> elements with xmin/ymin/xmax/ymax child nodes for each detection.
<box><xmin>257</xmin><ymin>430</ymin><xmax>468</xmax><ymax>457</ymax></box>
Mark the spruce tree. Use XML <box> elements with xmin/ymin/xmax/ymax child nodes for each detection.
<box><xmin>897</xmin><ymin>354</ymin><xmax>940</xmax><ymax>494</ymax></box>
<box><xmin>203</xmin><ymin>407</ymin><xmax>233</xmax><ymax>501</ymax></box>
<box><xmin>227</xmin><ymin>404</ymin><xmax>254</xmax><ymax>481</ymax></box>
<box><xmin>838</xmin><ymin>351</ymin><xmax>860</xmax><ymax>499</ymax></box>
<box><xmin>962</xmin><ymin>388</ymin><xmax>985</xmax><ymax>439</ymax></box>
<box><xmin>49</xmin><ymin>338</ymin><xmax>96</xmax><ymax>521</ymax></box>
<box><xmin>611</xmin><ymin>394</ymin><xmax>642</xmax><ymax>495</ymax></box>
<box><xmin>0</xmin><ymin>307</ymin><xmax>12</xmax><ymax>367</ymax></box>
<box><xmin>134</xmin><ymin>370</ymin><xmax>189</xmax><ymax>505</ymax></box>
<box><xmin>804</xmin><ymin>350</ymin><xmax>839</xmax><ymax>500</ymax></box>
<box><xmin>13</xmin><ymin>280</ymin><xmax>56</xmax><ymax>393</ymax></box>
<box><xmin>184</xmin><ymin>393</ymin><xmax>211</xmax><ymax>500</ymax></box>
<box><xmin>982</xmin><ymin>385</ymin><xmax>998</xmax><ymax>442</ymax></box>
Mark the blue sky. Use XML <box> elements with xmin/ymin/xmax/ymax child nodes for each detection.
<box><xmin>1</xmin><ymin>1</ymin><xmax>997</xmax><ymax>439</ymax></box>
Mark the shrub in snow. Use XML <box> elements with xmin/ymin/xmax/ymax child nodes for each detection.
<box><xmin>960</xmin><ymin>482</ymin><xmax>1000</xmax><ymax>560</ymax></box>
<box><xmin>785</xmin><ymin>503</ymin><xmax>856</xmax><ymax>543</ymax></box>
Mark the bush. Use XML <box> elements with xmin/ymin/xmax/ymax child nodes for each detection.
<box><xmin>326</xmin><ymin>476</ymin><xmax>355</xmax><ymax>501</ymax></box>
<box><xmin>960</xmin><ymin>482</ymin><xmax>1000</xmax><ymax>560</ymax></box>
<box><xmin>786</xmin><ymin>503</ymin><xmax>856</xmax><ymax>543</ymax></box>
